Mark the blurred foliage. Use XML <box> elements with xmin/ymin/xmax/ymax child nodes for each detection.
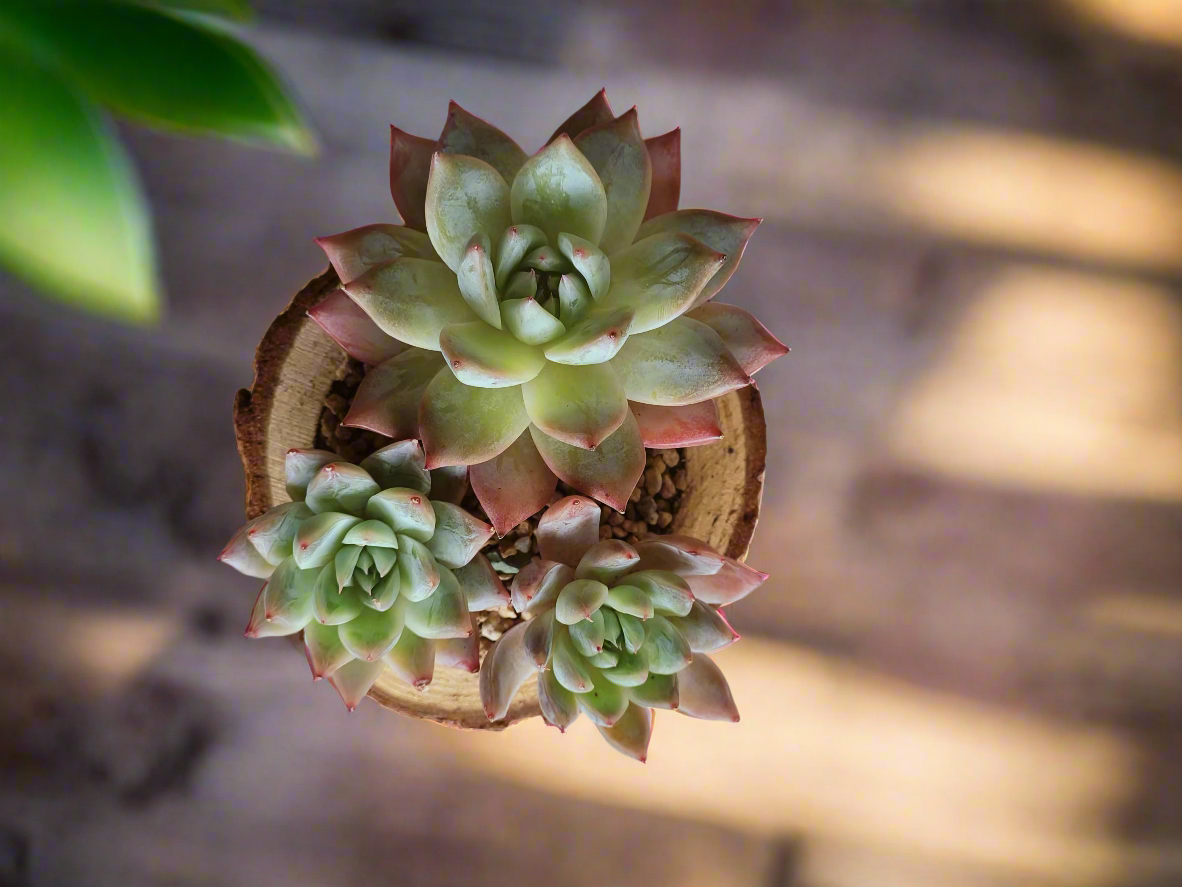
<box><xmin>0</xmin><ymin>0</ymin><xmax>315</xmax><ymax>324</ymax></box>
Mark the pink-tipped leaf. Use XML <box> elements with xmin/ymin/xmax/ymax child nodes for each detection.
<box><xmin>384</xmin><ymin>628</ymin><xmax>436</xmax><ymax>689</ymax></box>
<box><xmin>529</xmin><ymin>411</ymin><xmax>646</xmax><ymax>512</ymax></box>
<box><xmin>630</xmin><ymin>401</ymin><xmax>723</xmax><ymax>448</ymax></box>
<box><xmin>451</xmin><ymin>553</ymin><xmax>510</xmax><ymax>611</ymax></box>
<box><xmin>637</xmin><ymin>211</ymin><xmax>760</xmax><ymax>308</ymax></box>
<box><xmin>537</xmin><ymin>495</ymin><xmax>602</xmax><ymax>567</ymax></box>
<box><xmin>469</xmin><ymin>430</ymin><xmax>558</xmax><ymax>536</ymax></box>
<box><xmin>643</xmin><ymin>129</ymin><xmax>680</xmax><ymax>222</ymax></box>
<box><xmin>342</xmin><ymin>349</ymin><xmax>443</xmax><ymax>440</ymax></box>
<box><xmin>687</xmin><ymin>302</ymin><xmax>787</xmax><ymax>374</ymax></box>
<box><xmin>548</xmin><ymin>89</ymin><xmax>614</xmax><ymax>143</ymax></box>
<box><xmin>438</xmin><ymin>100</ymin><xmax>527</xmax><ymax>184</ymax></box>
<box><xmin>328</xmin><ymin>657</ymin><xmax>386</xmax><ymax>711</ymax></box>
<box><xmin>684</xmin><ymin>557</ymin><xmax>769</xmax><ymax>605</ymax></box>
<box><xmin>309</xmin><ymin>289</ymin><xmax>408</xmax><ymax>365</ymax></box>
<box><xmin>315</xmin><ymin>224</ymin><xmax>439</xmax><ymax>286</ymax></box>
<box><xmin>426</xmin><ymin>501</ymin><xmax>494</xmax><ymax>569</ymax></box>
<box><xmin>419</xmin><ymin>367</ymin><xmax>531</xmax><ymax>469</ymax></box>
<box><xmin>389</xmin><ymin>125</ymin><xmax>436</xmax><ymax>232</ymax></box>
<box><xmin>675</xmin><ymin>654</ymin><xmax>740</xmax><ymax>721</ymax></box>
<box><xmin>479</xmin><ymin>621</ymin><xmax>535</xmax><ymax>720</ymax></box>
<box><xmin>612</xmin><ymin>317</ymin><xmax>750</xmax><ymax>406</ymax></box>
<box><xmin>597</xmin><ymin>702</ymin><xmax>654</xmax><ymax>761</ymax></box>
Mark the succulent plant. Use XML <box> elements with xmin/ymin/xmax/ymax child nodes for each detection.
<box><xmin>479</xmin><ymin>497</ymin><xmax>767</xmax><ymax>760</ymax></box>
<box><xmin>219</xmin><ymin>440</ymin><xmax>509</xmax><ymax>710</ymax></box>
<box><xmin>310</xmin><ymin>91</ymin><xmax>787</xmax><ymax>534</ymax></box>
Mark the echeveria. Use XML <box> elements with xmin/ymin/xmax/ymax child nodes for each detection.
<box><xmin>219</xmin><ymin>440</ymin><xmax>507</xmax><ymax>709</ymax></box>
<box><xmin>311</xmin><ymin>92</ymin><xmax>787</xmax><ymax>534</ymax></box>
<box><xmin>478</xmin><ymin>497</ymin><xmax>767</xmax><ymax>760</ymax></box>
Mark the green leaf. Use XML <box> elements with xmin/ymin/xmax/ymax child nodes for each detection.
<box><xmin>425</xmin><ymin>153</ymin><xmax>512</xmax><ymax>271</ymax></box>
<box><xmin>343</xmin><ymin>259</ymin><xmax>477</xmax><ymax>351</ymax></box>
<box><xmin>610</xmin><ymin>317</ymin><xmax>750</xmax><ymax>406</ymax></box>
<box><xmin>510</xmin><ymin>135</ymin><xmax>607</xmax><ymax>247</ymax></box>
<box><xmin>573</xmin><ymin>109</ymin><xmax>651</xmax><ymax>255</ymax></box>
<box><xmin>420</xmin><ymin>368</ymin><xmax>531</xmax><ymax>468</ymax></box>
<box><xmin>0</xmin><ymin>52</ymin><xmax>158</xmax><ymax>323</ymax></box>
<box><xmin>438</xmin><ymin>321</ymin><xmax>546</xmax><ymax>388</ymax></box>
<box><xmin>0</xmin><ymin>0</ymin><xmax>315</xmax><ymax>153</ymax></box>
<box><xmin>142</xmin><ymin>0</ymin><xmax>253</xmax><ymax>20</ymax></box>
<box><xmin>522</xmin><ymin>361</ymin><xmax>628</xmax><ymax>450</ymax></box>
<box><xmin>529</xmin><ymin>409</ymin><xmax>646</xmax><ymax>512</ymax></box>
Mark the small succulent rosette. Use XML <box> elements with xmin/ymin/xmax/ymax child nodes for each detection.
<box><xmin>479</xmin><ymin>497</ymin><xmax>767</xmax><ymax>760</ymax></box>
<box><xmin>308</xmin><ymin>90</ymin><xmax>787</xmax><ymax>535</ymax></box>
<box><xmin>219</xmin><ymin>441</ymin><xmax>508</xmax><ymax>710</ymax></box>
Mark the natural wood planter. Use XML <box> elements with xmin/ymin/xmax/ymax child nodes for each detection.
<box><xmin>233</xmin><ymin>268</ymin><xmax>768</xmax><ymax>729</ymax></box>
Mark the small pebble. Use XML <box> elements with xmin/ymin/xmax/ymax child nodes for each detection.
<box><xmin>612</xmin><ymin>526</ymin><xmax>627</xmax><ymax>538</ymax></box>
<box><xmin>674</xmin><ymin>468</ymin><xmax>689</xmax><ymax>491</ymax></box>
<box><xmin>629</xmin><ymin>487</ymin><xmax>642</xmax><ymax>504</ymax></box>
<box><xmin>657</xmin><ymin>511</ymin><xmax>673</xmax><ymax>528</ymax></box>
<box><xmin>634</xmin><ymin>523</ymin><xmax>648</xmax><ymax>538</ymax></box>
<box><xmin>644</xmin><ymin>466</ymin><xmax>663</xmax><ymax>496</ymax></box>
<box><xmin>598</xmin><ymin>525</ymin><xmax>613</xmax><ymax>540</ymax></box>
<box><xmin>661</xmin><ymin>450</ymin><xmax>680</xmax><ymax>467</ymax></box>
<box><xmin>607</xmin><ymin>512</ymin><xmax>624</xmax><ymax>527</ymax></box>
<box><xmin>625</xmin><ymin>534</ymin><xmax>639</xmax><ymax>544</ymax></box>
<box><xmin>513</xmin><ymin>536</ymin><xmax>531</xmax><ymax>553</ymax></box>
<box><xmin>661</xmin><ymin>475</ymin><xmax>676</xmax><ymax>498</ymax></box>
<box><xmin>625</xmin><ymin>503</ymin><xmax>637</xmax><ymax>520</ymax></box>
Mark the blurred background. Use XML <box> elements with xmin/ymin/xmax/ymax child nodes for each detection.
<box><xmin>3</xmin><ymin>0</ymin><xmax>1182</xmax><ymax>884</ymax></box>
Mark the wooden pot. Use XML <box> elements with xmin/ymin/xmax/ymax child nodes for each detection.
<box><xmin>233</xmin><ymin>269</ymin><xmax>768</xmax><ymax>729</ymax></box>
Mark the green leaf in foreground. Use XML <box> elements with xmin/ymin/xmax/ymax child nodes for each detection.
<box><xmin>0</xmin><ymin>53</ymin><xmax>159</xmax><ymax>323</ymax></box>
<box><xmin>142</xmin><ymin>0</ymin><xmax>253</xmax><ymax>19</ymax></box>
<box><xmin>0</xmin><ymin>0</ymin><xmax>315</xmax><ymax>154</ymax></box>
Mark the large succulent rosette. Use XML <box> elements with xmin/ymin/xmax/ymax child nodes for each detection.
<box><xmin>219</xmin><ymin>441</ymin><xmax>508</xmax><ymax>709</ymax></box>
<box><xmin>479</xmin><ymin>497</ymin><xmax>767</xmax><ymax>760</ymax></box>
<box><xmin>310</xmin><ymin>91</ymin><xmax>787</xmax><ymax>534</ymax></box>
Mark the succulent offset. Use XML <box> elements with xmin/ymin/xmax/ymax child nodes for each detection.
<box><xmin>219</xmin><ymin>440</ymin><xmax>509</xmax><ymax>710</ymax></box>
<box><xmin>310</xmin><ymin>91</ymin><xmax>788</xmax><ymax>534</ymax></box>
<box><xmin>479</xmin><ymin>497</ymin><xmax>768</xmax><ymax>760</ymax></box>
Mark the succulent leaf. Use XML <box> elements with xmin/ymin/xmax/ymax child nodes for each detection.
<box><xmin>683</xmin><ymin>557</ymin><xmax>769</xmax><ymax>605</ymax></box>
<box><xmin>220</xmin><ymin>524</ymin><xmax>274</xmax><ymax>578</ymax></box>
<box><xmin>643</xmin><ymin>615</ymin><xmax>693</xmax><ymax>674</ymax></box>
<box><xmin>667</xmin><ymin>601</ymin><xmax>739</xmax><ymax>653</ymax></box>
<box><xmin>343</xmin><ymin>258</ymin><xmax>477</xmax><ymax>350</ymax></box>
<box><xmin>494</xmin><ymin>225</ymin><xmax>548</xmax><ymax>291</ymax></box>
<box><xmin>384</xmin><ymin>628</ymin><xmax>436</xmax><ymax>689</ymax></box>
<box><xmin>538</xmin><ymin>667</ymin><xmax>580</xmax><ymax>730</ymax></box>
<box><xmin>597</xmin><ymin>232</ymin><xmax>726</xmax><ymax>335</ymax></box>
<box><xmin>428</xmin><ymin>464</ymin><xmax>470</xmax><ymax>505</ymax></box>
<box><xmin>455</xmin><ymin>232</ymin><xmax>503</xmax><ymax>329</ymax></box>
<box><xmin>313</xmin><ymin>566</ymin><xmax>365</xmax><ymax>625</ymax></box>
<box><xmin>261</xmin><ymin>558</ymin><xmax>315</xmax><ymax>630</ymax></box>
<box><xmin>334</xmin><ymin>544</ymin><xmax>363</xmax><ymax>591</ymax></box>
<box><xmin>569</xmin><ymin>609</ymin><xmax>606</xmax><ymax>656</ymax></box>
<box><xmin>359</xmin><ymin>440</ymin><xmax>432</xmax><ymax>495</ymax></box>
<box><xmin>284</xmin><ymin>448</ymin><xmax>338</xmax><ymax>500</ymax></box>
<box><xmin>588</xmin><ymin>648</ymin><xmax>620</xmax><ymax>668</ymax></box>
<box><xmin>338</xmin><ymin>599</ymin><xmax>405</xmax><ymax>661</ymax></box>
<box><xmin>556</xmin><ymin>233</ymin><xmax>610</xmax><ymax>300</ymax></box>
<box><xmin>535</xmin><ymin>495</ymin><xmax>601</xmax><ymax>567</ymax></box>
<box><xmin>479</xmin><ymin>620</ymin><xmax>534</xmax><ymax>720</ymax></box>
<box><xmin>293</xmin><ymin>512</ymin><xmax>361</xmax><ymax>569</ymax></box>
<box><xmin>510</xmin><ymin>559</ymin><xmax>574</xmax><ymax>614</ymax></box>
<box><xmin>625</xmin><ymin>570</ymin><xmax>694</xmax><ymax>617</ymax></box>
<box><xmin>552</xmin><ymin>626</ymin><xmax>595</xmax><ymax>693</ymax></box>
<box><xmin>600</xmin><ymin>607</ymin><xmax>623</xmax><ymax>645</ymax></box>
<box><xmin>521</xmin><ymin>245</ymin><xmax>570</xmax><ymax>273</ymax></box>
<box><xmin>451</xmin><ymin>553</ymin><xmax>510</xmax><ymax>611</ymax></box>
<box><xmin>395</xmin><ymin>534</ymin><xmax>442</xmax><ymax>602</ymax></box>
<box><xmin>642</xmin><ymin>129</ymin><xmax>681</xmax><ymax>222</ymax></box>
<box><xmin>612</xmin><ymin>317</ymin><xmax>750</xmax><ymax>406</ymax></box>
<box><xmin>315</xmin><ymin>224</ymin><xmax>439</xmax><ymax>286</ymax></box>
<box><xmin>605</xmin><ymin>584</ymin><xmax>654</xmax><ymax>620</ymax></box>
<box><xmin>686</xmin><ymin>302</ymin><xmax>788</xmax><ymax>375</ymax></box>
<box><xmin>548</xmin><ymin>89</ymin><xmax>614</xmax><ymax>143</ymax></box>
<box><xmin>419</xmin><ymin>366</ymin><xmax>531</xmax><ymax>469</ymax></box>
<box><xmin>426</xmin><ymin>501</ymin><xmax>494</xmax><ymax>569</ymax></box>
<box><xmin>404</xmin><ymin>565</ymin><xmax>470</xmax><ymax>639</ymax></box>
<box><xmin>436</xmin><ymin>616</ymin><xmax>481</xmax><ymax>673</ymax></box>
<box><xmin>543</xmin><ymin>306</ymin><xmax>632</xmax><ymax>365</ymax></box>
<box><xmin>469</xmin><ymin>430</ymin><xmax>558</xmax><ymax>536</ymax></box>
<box><xmin>425</xmin><ymin>152</ymin><xmax>512</xmax><ymax>271</ymax></box>
<box><xmin>328</xmin><ymin>657</ymin><xmax>386</xmax><ymax>711</ymax></box>
<box><xmin>369</xmin><ymin>546</ymin><xmax>398</xmax><ymax>576</ymax></box>
<box><xmin>674</xmin><ymin>654</ymin><xmax>739</xmax><ymax>721</ymax></box>
<box><xmin>637</xmin><ymin>212</ymin><xmax>760</xmax><ymax>308</ymax></box>
<box><xmin>597</xmin><ymin>702</ymin><xmax>654</xmax><ymax>761</ymax></box>
<box><xmin>574</xmin><ymin>108</ymin><xmax>652</xmax><ymax>255</ymax></box>
<box><xmin>510</xmin><ymin>135</ymin><xmax>607</xmax><ymax>247</ymax></box>
<box><xmin>556</xmin><ymin>579</ymin><xmax>610</xmax><ymax>625</ymax></box>
<box><xmin>629</xmin><ymin>671</ymin><xmax>679</xmax><ymax>710</ymax></box>
<box><xmin>600</xmin><ymin>648</ymin><xmax>650</xmax><ymax>687</ymax></box>
<box><xmin>554</xmin><ymin>273</ymin><xmax>593</xmax><ymax>325</ymax></box>
<box><xmin>240</xmin><ymin>501</ymin><xmax>311</xmax><ymax>567</ymax></box>
<box><xmin>501</xmin><ymin>296</ymin><xmax>567</xmax><ymax>346</ymax></box>
<box><xmin>305</xmin><ymin>463</ymin><xmax>380</xmax><ymax>516</ymax></box>
<box><xmin>630</xmin><ymin>400</ymin><xmax>723</xmax><ymax>448</ymax></box>
<box><xmin>617</xmin><ymin>611</ymin><xmax>647</xmax><ymax>654</ymax></box>
<box><xmin>437</xmin><ymin>101</ymin><xmax>527</xmax><ymax>184</ymax></box>
<box><xmin>389</xmin><ymin>125</ymin><xmax>436</xmax><ymax>232</ymax></box>
<box><xmin>524</xmin><ymin>610</ymin><xmax>555</xmax><ymax>668</ymax></box>
<box><xmin>529</xmin><ymin>410</ymin><xmax>645</xmax><ymax>512</ymax></box>
<box><xmin>576</xmin><ymin>678</ymin><xmax>629</xmax><ymax>727</ymax></box>
<box><xmin>575</xmin><ymin>539</ymin><xmax>641</xmax><ymax>585</ymax></box>
<box><xmin>309</xmin><ymin>289</ymin><xmax>408</xmax><ymax>366</ymax></box>
<box><xmin>522</xmin><ymin>362</ymin><xmax>627</xmax><ymax>450</ymax></box>
<box><xmin>439</xmin><ymin>321</ymin><xmax>546</xmax><ymax>388</ymax></box>
<box><xmin>245</xmin><ymin>586</ymin><xmax>282</xmax><ymax>638</ymax></box>
<box><xmin>633</xmin><ymin>534</ymin><xmax>726</xmax><ymax>576</ymax></box>
<box><xmin>365</xmin><ymin>488</ymin><xmax>436</xmax><ymax>541</ymax></box>
<box><xmin>365</xmin><ymin>565</ymin><xmax>402</xmax><ymax>611</ymax></box>
<box><xmin>342</xmin><ymin>349</ymin><xmax>444</xmax><ymax>439</ymax></box>
<box><xmin>304</xmin><ymin>619</ymin><xmax>352</xmax><ymax>679</ymax></box>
